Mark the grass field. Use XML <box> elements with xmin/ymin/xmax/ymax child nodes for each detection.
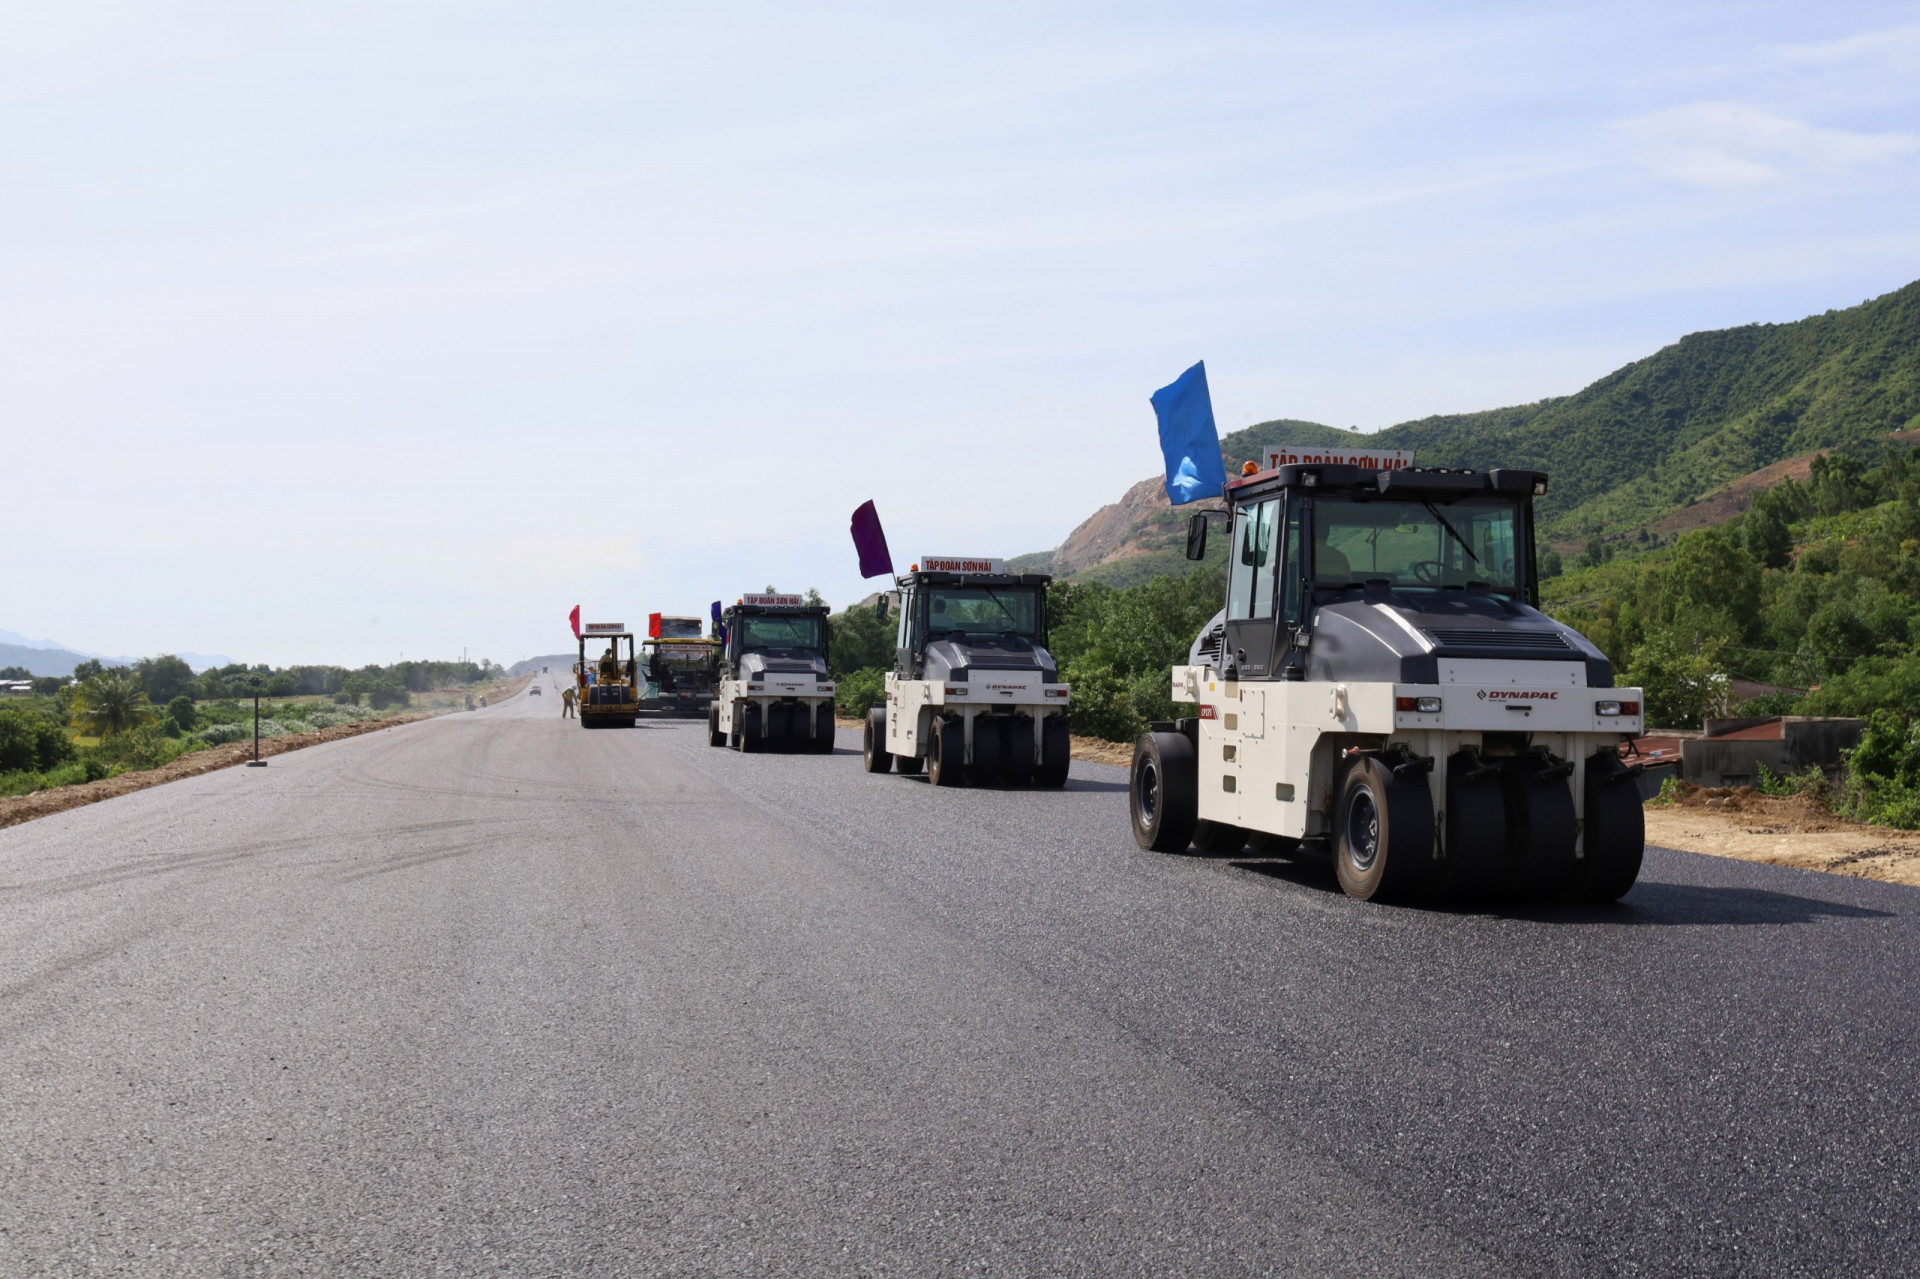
<box><xmin>0</xmin><ymin>678</ymin><xmax>528</xmax><ymax>800</ymax></box>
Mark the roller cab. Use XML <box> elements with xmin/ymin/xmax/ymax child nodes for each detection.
<box><xmin>709</xmin><ymin>594</ymin><xmax>837</xmax><ymax>753</ymax></box>
<box><xmin>575</xmin><ymin>622</ymin><xmax>640</xmax><ymax>728</ymax></box>
<box><xmin>1129</xmin><ymin>463</ymin><xmax>1647</xmax><ymax>902</ymax></box>
<box><xmin>867</xmin><ymin>558</ymin><xmax>1072</xmax><ymax>787</ymax></box>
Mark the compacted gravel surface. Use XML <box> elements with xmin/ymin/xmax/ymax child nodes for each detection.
<box><xmin>3</xmin><ymin>682</ymin><xmax>1916</xmax><ymax>1276</ymax></box>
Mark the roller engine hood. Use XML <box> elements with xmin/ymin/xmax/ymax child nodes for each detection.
<box><xmin>736</xmin><ymin>648</ymin><xmax>828</xmax><ymax>682</ymax></box>
<box><xmin>1190</xmin><ymin>589</ymin><xmax>1612</xmax><ymax>687</ymax></box>
<box><xmin>921</xmin><ymin>633</ymin><xmax>1060</xmax><ymax>683</ymax></box>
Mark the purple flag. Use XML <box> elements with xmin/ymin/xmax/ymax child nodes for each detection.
<box><xmin>850</xmin><ymin>500</ymin><xmax>894</xmax><ymax>578</ymax></box>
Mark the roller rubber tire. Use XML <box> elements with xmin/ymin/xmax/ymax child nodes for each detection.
<box><xmin>1444</xmin><ymin>774</ymin><xmax>1510</xmax><ymax>901</ymax></box>
<box><xmin>812</xmin><ymin>704</ymin><xmax>836</xmax><ymax>754</ymax></box>
<box><xmin>1246</xmin><ymin>832</ymin><xmax>1303</xmax><ymax>858</ymax></box>
<box><xmin>1191</xmin><ymin>820</ymin><xmax>1247</xmax><ymax>855</ymax></box>
<box><xmin>766</xmin><ymin>702</ymin><xmax>792</xmax><ymax>752</ymax></box>
<box><xmin>1509</xmin><ymin>770</ymin><xmax>1578</xmax><ymax>899</ymax></box>
<box><xmin>1130</xmin><ymin>731</ymin><xmax>1198</xmax><ymax>852</ymax></box>
<box><xmin>895</xmin><ymin>750</ymin><xmax>924</xmax><ymax>775</ymax></box>
<box><xmin>970</xmin><ymin>717</ymin><xmax>1004</xmax><ymax>787</ymax></box>
<box><xmin>862</xmin><ymin>707</ymin><xmax>893</xmax><ymax>773</ymax></box>
<box><xmin>1003</xmin><ymin>715</ymin><xmax>1035</xmax><ymax>786</ymax></box>
<box><xmin>1581</xmin><ymin>761</ymin><xmax>1646</xmax><ymax>901</ymax></box>
<box><xmin>1036</xmin><ymin>716</ymin><xmax>1071</xmax><ymax>789</ymax></box>
<box><xmin>1335</xmin><ymin>757</ymin><xmax>1436</xmax><ymax>902</ymax></box>
<box><xmin>738</xmin><ymin>703</ymin><xmax>763</xmax><ymax>753</ymax></box>
<box><xmin>928</xmin><ymin>717</ymin><xmax>967</xmax><ymax>788</ymax></box>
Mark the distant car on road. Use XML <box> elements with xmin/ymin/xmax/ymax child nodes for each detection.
<box><xmin>530</xmin><ymin>685</ymin><xmax>542</xmax><ymax>696</ymax></box>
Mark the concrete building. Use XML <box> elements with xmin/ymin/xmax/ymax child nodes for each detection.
<box><xmin>1676</xmin><ymin>716</ymin><xmax>1863</xmax><ymax>788</ymax></box>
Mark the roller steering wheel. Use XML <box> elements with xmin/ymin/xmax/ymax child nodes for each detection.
<box><xmin>1407</xmin><ymin>559</ymin><xmax>1446</xmax><ymax>585</ymax></box>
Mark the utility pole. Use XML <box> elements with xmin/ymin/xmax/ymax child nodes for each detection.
<box><xmin>245</xmin><ymin>676</ymin><xmax>267</xmax><ymax>768</ymax></box>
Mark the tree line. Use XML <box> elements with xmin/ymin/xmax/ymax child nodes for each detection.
<box><xmin>0</xmin><ymin>654</ymin><xmax>504</xmax><ymax>793</ymax></box>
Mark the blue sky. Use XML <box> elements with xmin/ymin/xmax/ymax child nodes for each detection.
<box><xmin>2</xmin><ymin>1</ymin><xmax>1916</xmax><ymax>666</ymax></box>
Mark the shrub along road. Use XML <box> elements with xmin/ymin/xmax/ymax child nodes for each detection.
<box><xmin>3</xmin><ymin>678</ymin><xmax>1917</xmax><ymax>1275</ymax></box>
<box><xmin>0</xmin><ymin>713</ymin><xmax>433</xmax><ymax>832</ymax></box>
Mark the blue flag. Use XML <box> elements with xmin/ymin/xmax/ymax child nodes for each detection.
<box><xmin>1151</xmin><ymin>361</ymin><xmax>1224</xmax><ymax>505</ymax></box>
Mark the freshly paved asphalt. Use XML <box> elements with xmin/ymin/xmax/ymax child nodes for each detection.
<box><xmin>3</xmin><ymin>682</ymin><xmax>1917</xmax><ymax>1276</ymax></box>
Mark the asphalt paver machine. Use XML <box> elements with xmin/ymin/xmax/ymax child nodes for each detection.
<box><xmin>642</xmin><ymin>616</ymin><xmax>721</xmax><ymax>716</ymax></box>
<box><xmin>862</xmin><ymin>557</ymin><xmax>1072</xmax><ymax>787</ymax></box>
<box><xmin>1128</xmin><ymin>464</ymin><xmax>1647</xmax><ymax>902</ymax></box>
<box><xmin>707</xmin><ymin>594</ymin><xmax>837</xmax><ymax>753</ymax></box>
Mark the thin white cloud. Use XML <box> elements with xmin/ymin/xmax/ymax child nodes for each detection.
<box><xmin>1613</xmin><ymin>101</ymin><xmax>1917</xmax><ymax>188</ymax></box>
<box><xmin>1775</xmin><ymin>25</ymin><xmax>1920</xmax><ymax>72</ymax></box>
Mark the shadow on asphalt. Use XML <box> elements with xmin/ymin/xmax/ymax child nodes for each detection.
<box><xmin>1219</xmin><ymin>858</ymin><xmax>1898</xmax><ymax>926</ymax></box>
<box><xmin>1534</xmin><ymin>882</ymin><xmax>1897</xmax><ymax>927</ymax></box>
<box><xmin>876</xmin><ymin>774</ymin><xmax>1129</xmax><ymax>792</ymax></box>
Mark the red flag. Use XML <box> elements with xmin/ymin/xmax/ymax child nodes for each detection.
<box><xmin>569</xmin><ymin>605</ymin><xmax>581</xmax><ymax>639</ymax></box>
<box><xmin>648</xmin><ymin>612</ymin><xmax>662</xmax><ymax>638</ymax></box>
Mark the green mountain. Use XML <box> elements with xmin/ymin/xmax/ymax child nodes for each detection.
<box><xmin>1027</xmin><ymin>279</ymin><xmax>1920</xmax><ymax>580</ymax></box>
<box><xmin>1365</xmin><ymin>279</ymin><xmax>1920</xmax><ymax>536</ymax></box>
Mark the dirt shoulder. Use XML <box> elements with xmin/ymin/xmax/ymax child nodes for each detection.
<box><xmin>0</xmin><ymin>714</ymin><xmax>434</xmax><ymax>833</ymax></box>
<box><xmin>1646</xmin><ymin>784</ymin><xmax>1920</xmax><ymax>887</ymax></box>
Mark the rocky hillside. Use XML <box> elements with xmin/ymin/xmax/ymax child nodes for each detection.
<box><xmin>1022</xmin><ymin>280</ymin><xmax>1920</xmax><ymax>584</ymax></box>
<box><xmin>1009</xmin><ymin>419</ymin><xmax>1354</xmax><ymax>586</ymax></box>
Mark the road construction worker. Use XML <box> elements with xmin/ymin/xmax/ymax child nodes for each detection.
<box><xmin>598</xmin><ymin>644</ymin><xmax>620</xmax><ymax>684</ymax></box>
<box><xmin>561</xmin><ymin>685</ymin><xmax>576</xmax><ymax>718</ymax></box>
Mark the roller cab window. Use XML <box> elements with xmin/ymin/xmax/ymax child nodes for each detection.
<box><xmin>923</xmin><ymin>586</ymin><xmax>1044</xmax><ymax>643</ymax></box>
<box><xmin>737</xmin><ymin>615</ymin><xmax>824</xmax><ymax>655</ymax></box>
<box><xmin>1311</xmin><ymin>494</ymin><xmax>1524</xmax><ymax>599</ymax></box>
<box><xmin>1224</xmin><ymin>497</ymin><xmax>1286</xmax><ymax>677</ymax></box>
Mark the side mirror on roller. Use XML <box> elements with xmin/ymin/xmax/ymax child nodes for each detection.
<box><xmin>1185</xmin><ymin>512</ymin><xmax>1209</xmax><ymax>561</ymax></box>
<box><xmin>876</xmin><ymin>596</ymin><xmax>889</xmax><ymax>620</ymax></box>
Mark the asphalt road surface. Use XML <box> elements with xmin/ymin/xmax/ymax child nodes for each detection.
<box><xmin>4</xmin><ymin>682</ymin><xmax>1917</xmax><ymax>1276</ymax></box>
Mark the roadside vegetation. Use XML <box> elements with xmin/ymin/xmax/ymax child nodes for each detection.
<box><xmin>823</xmin><ymin>568</ymin><xmax>1219</xmax><ymax>742</ymax></box>
<box><xmin>0</xmin><ymin>656</ymin><xmax>507</xmax><ymax>799</ymax></box>
<box><xmin>1545</xmin><ymin>442</ymin><xmax>1920</xmax><ymax>826</ymax></box>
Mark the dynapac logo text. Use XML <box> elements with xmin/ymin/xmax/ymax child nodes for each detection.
<box><xmin>1477</xmin><ymin>689</ymin><xmax>1559</xmax><ymax>701</ymax></box>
